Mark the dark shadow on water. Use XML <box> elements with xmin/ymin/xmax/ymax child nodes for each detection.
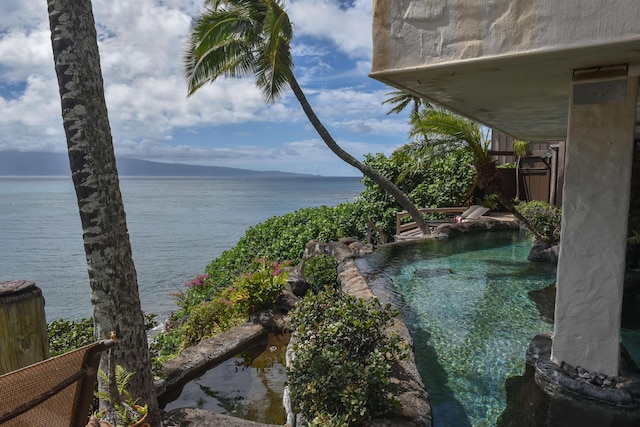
<box><xmin>500</xmin><ymin>282</ymin><xmax>640</xmax><ymax>427</ymax></box>
<box><xmin>405</xmin><ymin>316</ymin><xmax>473</xmax><ymax>427</ymax></box>
<box><xmin>413</xmin><ymin>267</ymin><xmax>457</xmax><ymax>279</ymax></box>
<box><xmin>366</xmin><ymin>270</ymin><xmax>473</xmax><ymax>427</ymax></box>
<box><xmin>528</xmin><ymin>283</ymin><xmax>556</xmax><ymax>324</ymax></box>
<box><xmin>498</xmin><ymin>364</ymin><xmax>640</xmax><ymax>427</ymax></box>
<box><xmin>485</xmin><ymin>258</ymin><xmax>557</xmax><ymax>281</ymax></box>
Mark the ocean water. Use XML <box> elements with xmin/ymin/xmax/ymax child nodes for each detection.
<box><xmin>0</xmin><ymin>176</ymin><xmax>363</xmax><ymax>322</ymax></box>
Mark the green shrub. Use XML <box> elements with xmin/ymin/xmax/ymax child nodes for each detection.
<box><xmin>155</xmin><ymin>258</ymin><xmax>287</xmax><ymax>358</ymax></box>
<box><xmin>48</xmin><ymin>317</ymin><xmax>95</xmax><ymax>356</ymax></box>
<box><xmin>361</xmin><ymin>150</ymin><xmax>476</xmax><ymax>236</ymax></box>
<box><xmin>149</xmin><ymin>326</ymin><xmax>182</xmax><ymax>376</ymax></box>
<box><xmin>47</xmin><ymin>314</ymin><xmax>157</xmax><ymax>357</ymax></box>
<box><xmin>179</xmin><ymin>295</ymin><xmax>245</xmax><ymax>347</ymax></box>
<box><xmin>303</xmin><ymin>254</ymin><xmax>338</xmax><ymax>292</ymax></box>
<box><xmin>479</xmin><ymin>194</ymin><xmax>499</xmax><ymax>211</ymax></box>
<box><xmin>288</xmin><ymin>287</ymin><xmax>408</xmax><ymax>425</ymax></box>
<box><xmin>231</xmin><ymin>258</ymin><xmax>289</xmax><ymax>312</ymax></box>
<box><xmin>516</xmin><ymin>200</ymin><xmax>562</xmax><ymax>244</ymax></box>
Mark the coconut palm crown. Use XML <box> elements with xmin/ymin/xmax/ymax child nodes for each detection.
<box><xmin>185</xmin><ymin>0</ymin><xmax>292</xmax><ymax>101</ymax></box>
<box><xmin>382</xmin><ymin>90</ymin><xmax>427</xmax><ymax>116</ymax></box>
<box><xmin>184</xmin><ymin>0</ymin><xmax>430</xmax><ymax>235</ymax></box>
<box><xmin>410</xmin><ymin>105</ymin><xmax>496</xmax><ymax>192</ymax></box>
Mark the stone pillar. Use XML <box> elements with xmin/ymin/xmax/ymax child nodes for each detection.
<box><xmin>551</xmin><ymin>68</ymin><xmax>638</xmax><ymax>376</ymax></box>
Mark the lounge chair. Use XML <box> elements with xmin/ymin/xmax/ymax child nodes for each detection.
<box><xmin>454</xmin><ymin>205</ymin><xmax>490</xmax><ymax>223</ymax></box>
<box><xmin>0</xmin><ymin>339</ymin><xmax>115</xmax><ymax>427</ymax></box>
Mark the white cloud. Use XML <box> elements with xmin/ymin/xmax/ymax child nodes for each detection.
<box><xmin>288</xmin><ymin>0</ymin><xmax>372</xmax><ymax>60</ymax></box>
<box><xmin>0</xmin><ymin>74</ymin><xmax>64</xmax><ymax>152</ymax></box>
<box><xmin>291</xmin><ymin>42</ymin><xmax>331</xmax><ymax>57</ymax></box>
<box><xmin>0</xmin><ymin>0</ymin><xmax>407</xmax><ymax>175</ymax></box>
<box><xmin>0</xmin><ymin>0</ymin><xmax>48</xmax><ymax>31</ymax></box>
<box><xmin>0</xmin><ymin>28</ymin><xmax>54</xmax><ymax>83</ymax></box>
<box><xmin>93</xmin><ymin>0</ymin><xmax>193</xmax><ymax>79</ymax></box>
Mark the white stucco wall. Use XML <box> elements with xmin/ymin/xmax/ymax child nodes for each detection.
<box><xmin>551</xmin><ymin>75</ymin><xmax>638</xmax><ymax>376</ymax></box>
<box><xmin>372</xmin><ymin>0</ymin><xmax>640</xmax><ymax>72</ymax></box>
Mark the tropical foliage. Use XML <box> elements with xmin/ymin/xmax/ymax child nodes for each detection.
<box><xmin>93</xmin><ymin>356</ymin><xmax>148</xmax><ymax>427</ymax></box>
<box><xmin>382</xmin><ymin>90</ymin><xmax>427</xmax><ymax>116</ymax></box>
<box><xmin>48</xmin><ymin>318</ymin><xmax>95</xmax><ymax>357</ymax></box>
<box><xmin>513</xmin><ymin>140</ymin><xmax>530</xmax><ymax>200</ymax></box>
<box><xmin>360</xmin><ymin>150</ymin><xmax>476</xmax><ymax>236</ymax></box>
<box><xmin>230</xmin><ymin>258</ymin><xmax>289</xmax><ymax>312</ymax></box>
<box><xmin>409</xmin><ymin>105</ymin><xmax>494</xmax><ymax>194</ymax></box>
<box><xmin>409</xmin><ymin>104</ymin><xmax>543</xmax><ymax>239</ymax></box>
<box><xmin>287</xmin><ymin>287</ymin><xmax>408</xmax><ymax>425</ymax></box>
<box><xmin>152</xmin><ymin>257</ymin><xmax>290</xmax><ymax>366</ymax></box>
<box><xmin>48</xmin><ymin>315</ymin><xmax>157</xmax><ymax>359</ymax></box>
<box><xmin>302</xmin><ymin>254</ymin><xmax>338</xmax><ymax>293</ymax></box>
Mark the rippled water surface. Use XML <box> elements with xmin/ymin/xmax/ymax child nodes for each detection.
<box><xmin>360</xmin><ymin>231</ymin><xmax>640</xmax><ymax>426</ymax></box>
<box><xmin>360</xmin><ymin>232</ymin><xmax>557</xmax><ymax>426</ymax></box>
<box><xmin>0</xmin><ymin>176</ymin><xmax>362</xmax><ymax>321</ymax></box>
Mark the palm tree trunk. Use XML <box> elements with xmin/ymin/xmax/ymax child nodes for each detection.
<box><xmin>288</xmin><ymin>75</ymin><xmax>430</xmax><ymax>236</ymax></box>
<box><xmin>485</xmin><ymin>171</ymin><xmax>546</xmax><ymax>242</ymax></box>
<box><xmin>515</xmin><ymin>156</ymin><xmax>522</xmax><ymax>200</ymax></box>
<box><xmin>47</xmin><ymin>1</ymin><xmax>161</xmax><ymax>424</ymax></box>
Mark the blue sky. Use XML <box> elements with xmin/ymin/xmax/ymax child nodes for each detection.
<box><xmin>0</xmin><ymin>0</ymin><xmax>413</xmax><ymax>177</ymax></box>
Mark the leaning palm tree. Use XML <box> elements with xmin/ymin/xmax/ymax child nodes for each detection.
<box><xmin>410</xmin><ymin>106</ymin><xmax>543</xmax><ymax>240</ymax></box>
<box><xmin>184</xmin><ymin>0</ymin><xmax>430</xmax><ymax>235</ymax></box>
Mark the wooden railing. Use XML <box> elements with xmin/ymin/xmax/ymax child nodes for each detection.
<box><xmin>396</xmin><ymin>207</ymin><xmax>468</xmax><ymax>237</ymax></box>
<box><xmin>366</xmin><ymin>220</ymin><xmax>388</xmax><ymax>245</ymax></box>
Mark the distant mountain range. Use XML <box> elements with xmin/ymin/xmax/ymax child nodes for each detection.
<box><xmin>0</xmin><ymin>151</ymin><xmax>313</xmax><ymax>177</ymax></box>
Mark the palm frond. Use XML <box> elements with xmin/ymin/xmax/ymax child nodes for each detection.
<box><xmin>185</xmin><ymin>0</ymin><xmax>294</xmax><ymax>101</ymax></box>
<box><xmin>410</xmin><ymin>106</ymin><xmax>491</xmax><ymax>162</ymax></box>
<box><xmin>255</xmin><ymin>0</ymin><xmax>293</xmax><ymax>102</ymax></box>
<box><xmin>382</xmin><ymin>90</ymin><xmax>427</xmax><ymax>115</ymax></box>
<box><xmin>184</xmin><ymin>3</ymin><xmax>260</xmax><ymax>94</ymax></box>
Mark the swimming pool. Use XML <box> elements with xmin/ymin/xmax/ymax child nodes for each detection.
<box><xmin>359</xmin><ymin>231</ymin><xmax>558</xmax><ymax>426</ymax></box>
<box><xmin>359</xmin><ymin>231</ymin><xmax>640</xmax><ymax>426</ymax></box>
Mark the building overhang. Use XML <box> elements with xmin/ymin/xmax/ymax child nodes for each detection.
<box><xmin>369</xmin><ymin>1</ymin><xmax>640</xmax><ymax>141</ymax></box>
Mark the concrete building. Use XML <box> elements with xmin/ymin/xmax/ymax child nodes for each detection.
<box><xmin>370</xmin><ymin>1</ymin><xmax>640</xmax><ymax>378</ymax></box>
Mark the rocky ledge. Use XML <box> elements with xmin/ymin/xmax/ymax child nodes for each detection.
<box><xmin>432</xmin><ymin>216</ymin><xmax>521</xmax><ymax>238</ymax></box>
<box><xmin>527</xmin><ymin>333</ymin><xmax>640</xmax><ymax>410</ymax></box>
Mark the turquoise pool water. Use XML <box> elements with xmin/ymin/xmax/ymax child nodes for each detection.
<box><xmin>360</xmin><ymin>231</ymin><xmax>640</xmax><ymax>426</ymax></box>
<box><xmin>360</xmin><ymin>231</ymin><xmax>557</xmax><ymax>426</ymax></box>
